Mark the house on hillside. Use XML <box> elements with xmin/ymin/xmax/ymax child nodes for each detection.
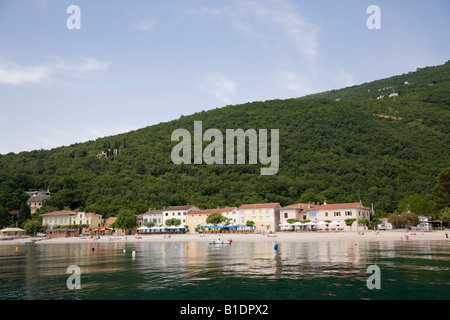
<box><xmin>26</xmin><ymin>190</ymin><xmax>51</xmax><ymax>214</ymax></box>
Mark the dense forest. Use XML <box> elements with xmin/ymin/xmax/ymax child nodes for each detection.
<box><xmin>0</xmin><ymin>61</ymin><xmax>449</xmax><ymax>223</ymax></box>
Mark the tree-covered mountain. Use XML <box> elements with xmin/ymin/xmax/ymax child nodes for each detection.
<box><xmin>1</xmin><ymin>61</ymin><xmax>449</xmax><ymax>219</ymax></box>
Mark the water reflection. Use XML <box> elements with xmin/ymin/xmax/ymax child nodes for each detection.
<box><xmin>0</xmin><ymin>239</ymin><xmax>449</xmax><ymax>300</ymax></box>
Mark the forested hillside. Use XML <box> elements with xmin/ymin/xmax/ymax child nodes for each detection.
<box><xmin>1</xmin><ymin>61</ymin><xmax>449</xmax><ymax>219</ymax></box>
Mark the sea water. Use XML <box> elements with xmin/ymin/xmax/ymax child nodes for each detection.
<box><xmin>0</xmin><ymin>239</ymin><xmax>448</xmax><ymax>300</ymax></box>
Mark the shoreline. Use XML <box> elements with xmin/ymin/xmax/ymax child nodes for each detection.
<box><xmin>1</xmin><ymin>230</ymin><xmax>448</xmax><ymax>245</ymax></box>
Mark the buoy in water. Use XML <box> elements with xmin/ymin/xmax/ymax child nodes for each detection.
<box><xmin>123</xmin><ymin>249</ymin><xmax>126</xmax><ymax>253</ymax></box>
<box><xmin>185</xmin><ymin>245</ymin><xmax>188</xmax><ymax>250</ymax></box>
<box><xmin>274</xmin><ymin>244</ymin><xmax>279</xmax><ymax>251</ymax></box>
<box><xmin>15</xmin><ymin>247</ymin><xmax>18</xmax><ymax>251</ymax></box>
<box><xmin>132</xmin><ymin>251</ymin><xmax>136</xmax><ymax>258</ymax></box>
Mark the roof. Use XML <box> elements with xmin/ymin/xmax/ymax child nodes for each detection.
<box><xmin>143</xmin><ymin>209</ymin><xmax>163</xmax><ymax>215</ymax></box>
<box><xmin>307</xmin><ymin>202</ymin><xmax>369</xmax><ymax>211</ymax></box>
<box><xmin>8</xmin><ymin>209</ymin><xmax>19</xmax><ymax>215</ymax></box>
<box><xmin>164</xmin><ymin>205</ymin><xmax>197</xmax><ymax>211</ymax></box>
<box><xmin>238</xmin><ymin>203</ymin><xmax>280</xmax><ymax>209</ymax></box>
<box><xmin>84</xmin><ymin>212</ymin><xmax>102</xmax><ymax>217</ymax></box>
<box><xmin>40</xmin><ymin>210</ymin><xmax>77</xmax><ymax>216</ymax></box>
<box><xmin>1</xmin><ymin>228</ymin><xmax>26</xmax><ymax>232</ymax></box>
<box><xmin>282</xmin><ymin>203</ymin><xmax>311</xmax><ymax>209</ymax></box>
<box><xmin>190</xmin><ymin>207</ymin><xmax>237</xmax><ymax>214</ymax></box>
<box><xmin>27</xmin><ymin>195</ymin><xmax>50</xmax><ymax>203</ymax></box>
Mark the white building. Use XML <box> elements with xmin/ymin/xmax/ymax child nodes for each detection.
<box><xmin>306</xmin><ymin>201</ymin><xmax>371</xmax><ymax>231</ymax></box>
<box><xmin>279</xmin><ymin>203</ymin><xmax>313</xmax><ymax>224</ymax></box>
<box><xmin>162</xmin><ymin>204</ymin><xmax>199</xmax><ymax>226</ymax></box>
<box><xmin>40</xmin><ymin>211</ymin><xmax>104</xmax><ymax>229</ymax></box>
<box><xmin>142</xmin><ymin>208</ymin><xmax>164</xmax><ymax>226</ymax></box>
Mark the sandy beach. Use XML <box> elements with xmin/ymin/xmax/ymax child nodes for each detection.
<box><xmin>2</xmin><ymin>229</ymin><xmax>448</xmax><ymax>245</ymax></box>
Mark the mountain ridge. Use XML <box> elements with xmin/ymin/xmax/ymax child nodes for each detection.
<box><xmin>0</xmin><ymin>61</ymin><xmax>449</xmax><ymax>217</ymax></box>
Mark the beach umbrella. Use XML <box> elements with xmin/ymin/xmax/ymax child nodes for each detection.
<box><xmin>329</xmin><ymin>221</ymin><xmax>340</xmax><ymax>226</ymax></box>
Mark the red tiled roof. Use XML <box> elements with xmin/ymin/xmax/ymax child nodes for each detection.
<box><xmin>190</xmin><ymin>207</ymin><xmax>237</xmax><ymax>214</ymax></box>
<box><xmin>239</xmin><ymin>203</ymin><xmax>280</xmax><ymax>209</ymax></box>
<box><xmin>282</xmin><ymin>203</ymin><xmax>311</xmax><ymax>209</ymax></box>
<box><xmin>8</xmin><ymin>209</ymin><xmax>19</xmax><ymax>215</ymax></box>
<box><xmin>40</xmin><ymin>210</ymin><xmax>77</xmax><ymax>216</ymax></box>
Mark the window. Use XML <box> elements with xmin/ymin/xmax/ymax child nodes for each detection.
<box><xmin>334</xmin><ymin>212</ymin><xmax>341</xmax><ymax>217</ymax></box>
<box><xmin>345</xmin><ymin>211</ymin><xmax>352</xmax><ymax>216</ymax></box>
<box><xmin>178</xmin><ymin>212</ymin><xmax>181</xmax><ymax>216</ymax></box>
<box><xmin>325</xmin><ymin>212</ymin><xmax>328</xmax><ymax>217</ymax></box>
<box><xmin>266</xmin><ymin>208</ymin><xmax>269</xmax><ymax>213</ymax></box>
<box><xmin>284</xmin><ymin>212</ymin><xmax>288</xmax><ymax>218</ymax></box>
<box><xmin>309</xmin><ymin>211</ymin><xmax>316</xmax><ymax>218</ymax></box>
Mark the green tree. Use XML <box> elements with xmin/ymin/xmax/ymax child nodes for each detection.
<box><xmin>24</xmin><ymin>219</ymin><xmax>44</xmax><ymax>235</ymax></box>
<box><xmin>299</xmin><ymin>191</ymin><xmax>326</xmax><ymax>204</ymax></box>
<box><xmin>433</xmin><ymin>167</ymin><xmax>450</xmax><ymax>210</ymax></box>
<box><xmin>388</xmin><ymin>211</ymin><xmax>419</xmax><ymax>228</ymax></box>
<box><xmin>206</xmin><ymin>212</ymin><xmax>226</xmax><ymax>225</ymax></box>
<box><xmin>165</xmin><ymin>218</ymin><xmax>181</xmax><ymax>226</ymax></box>
<box><xmin>358</xmin><ymin>218</ymin><xmax>370</xmax><ymax>229</ymax></box>
<box><xmin>0</xmin><ymin>206</ymin><xmax>11</xmax><ymax>228</ymax></box>
<box><xmin>144</xmin><ymin>221</ymin><xmax>155</xmax><ymax>227</ymax></box>
<box><xmin>246</xmin><ymin>220</ymin><xmax>255</xmax><ymax>227</ymax></box>
<box><xmin>113</xmin><ymin>209</ymin><xmax>137</xmax><ymax>231</ymax></box>
<box><xmin>397</xmin><ymin>194</ymin><xmax>432</xmax><ymax>217</ymax></box>
<box><xmin>345</xmin><ymin>218</ymin><xmax>356</xmax><ymax>230</ymax></box>
<box><xmin>17</xmin><ymin>202</ymin><xmax>31</xmax><ymax>228</ymax></box>
<box><xmin>438</xmin><ymin>207</ymin><xmax>450</xmax><ymax>224</ymax></box>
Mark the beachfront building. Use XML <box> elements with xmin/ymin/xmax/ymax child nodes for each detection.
<box><xmin>105</xmin><ymin>217</ymin><xmax>117</xmax><ymax>228</ymax></box>
<box><xmin>41</xmin><ymin>211</ymin><xmax>77</xmax><ymax>229</ymax></box>
<box><xmin>41</xmin><ymin>210</ymin><xmax>104</xmax><ymax>230</ymax></box>
<box><xmin>72</xmin><ymin>212</ymin><xmax>103</xmax><ymax>228</ymax></box>
<box><xmin>186</xmin><ymin>206</ymin><xmax>238</xmax><ymax>233</ymax></box>
<box><xmin>162</xmin><ymin>204</ymin><xmax>199</xmax><ymax>226</ymax></box>
<box><xmin>26</xmin><ymin>190</ymin><xmax>51</xmax><ymax>214</ymax></box>
<box><xmin>306</xmin><ymin>201</ymin><xmax>370</xmax><ymax>231</ymax></box>
<box><xmin>238</xmin><ymin>203</ymin><xmax>281</xmax><ymax>233</ymax></box>
<box><xmin>279</xmin><ymin>203</ymin><xmax>313</xmax><ymax>224</ymax></box>
<box><xmin>142</xmin><ymin>208</ymin><xmax>163</xmax><ymax>226</ymax></box>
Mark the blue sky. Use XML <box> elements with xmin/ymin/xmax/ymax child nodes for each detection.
<box><xmin>0</xmin><ymin>0</ymin><xmax>449</xmax><ymax>154</ymax></box>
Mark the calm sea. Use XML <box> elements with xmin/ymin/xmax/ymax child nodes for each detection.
<box><xmin>0</xmin><ymin>239</ymin><xmax>449</xmax><ymax>300</ymax></box>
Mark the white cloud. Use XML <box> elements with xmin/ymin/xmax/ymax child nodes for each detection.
<box><xmin>132</xmin><ymin>19</ymin><xmax>158</xmax><ymax>32</ymax></box>
<box><xmin>0</xmin><ymin>57</ymin><xmax>111</xmax><ymax>85</ymax></box>
<box><xmin>0</xmin><ymin>59</ymin><xmax>52</xmax><ymax>85</ymax></box>
<box><xmin>199</xmin><ymin>73</ymin><xmax>238</xmax><ymax>104</ymax></box>
<box><xmin>189</xmin><ymin>0</ymin><xmax>319</xmax><ymax>63</ymax></box>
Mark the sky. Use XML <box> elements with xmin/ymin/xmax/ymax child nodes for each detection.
<box><xmin>0</xmin><ymin>0</ymin><xmax>449</xmax><ymax>154</ymax></box>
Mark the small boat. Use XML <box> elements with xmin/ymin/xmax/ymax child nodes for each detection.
<box><xmin>208</xmin><ymin>238</ymin><xmax>232</xmax><ymax>245</ymax></box>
